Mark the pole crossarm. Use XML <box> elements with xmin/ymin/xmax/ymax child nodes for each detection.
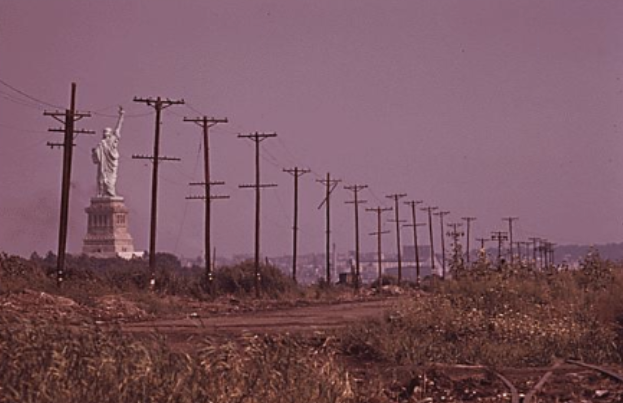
<box><xmin>189</xmin><ymin>181</ymin><xmax>226</xmax><ymax>186</ymax></box>
<box><xmin>239</xmin><ymin>183</ymin><xmax>278</xmax><ymax>189</ymax></box>
<box><xmin>132</xmin><ymin>155</ymin><xmax>181</xmax><ymax>162</ymax></box>
<box><xmin>185</xmin><ymin>195</ymin><xmax>230</xmax><ymax>201</ymax></box>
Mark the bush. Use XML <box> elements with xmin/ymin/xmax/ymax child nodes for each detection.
<box><xmin>215</xmin><ymin>260</ymin><xmax>299</xmax><ymax>299</ymax></box>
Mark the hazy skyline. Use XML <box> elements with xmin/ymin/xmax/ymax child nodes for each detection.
<box><xmin>1</xmin><ymin>1</ymin><xmax>622</xmax><ymax>260</ymax></box>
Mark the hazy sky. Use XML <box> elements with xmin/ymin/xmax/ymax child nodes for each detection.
<box><xmin>1</xmin><ymin>0</ymin><xmax>622</xmax><ymax>260</ymax></box>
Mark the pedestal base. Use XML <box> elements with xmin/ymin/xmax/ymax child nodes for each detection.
<box><xmin>82</xmin><ymin>197</ymin><xmax>137</xmax><ymax>258</ymax></box>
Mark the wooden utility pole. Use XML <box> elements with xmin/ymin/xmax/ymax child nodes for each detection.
<box><xmin>44</xmin><ymin>83</ymin><xmax>94</xmax><ymax>287</ymax></box>
<box><xmin>528</xmin><ymin>237</ymin><xmax>540</xmax><ymax>268</ymax></box>
<box><xmin>283</xmin><ymin>167</ymin><xmax>310</xmax><ymax>283</ymax></box>
<box><xmin>421</xmin><ymin>206</ymin><xmax>438</xmax><ymax>276</ymax></box>
<box><xmin>133</xmin><ymin>96</ymin><xmax>185</xmax><ymax>288</ymax></box>
<box><xmin>386</xmin><ymin>193</ymin><xmax>407</xmax><ymax>284</ymax></box>
<box><xmin>367</xmin><ymin>206</ymin><xmax>392</xmax><ymax>288</ymax></box>
<box><xmin>434</xmin><ymin>210</ymin><xmax>450</xmax><ymax>279</ymax></box>
<box><xmin>404</xmin><ymin>200</ymin><xmax>424</xmax><ymax>286</ymax></box>
<box><xmin>183</xmin><ymin>116</ymin><xmax>229</xmax><ymax>293</ymax></box>
<box><xmin>518</xmin><ymin>241</ymin><xmax>530</xmax><ymax>263</ymax></box>
<box><xmin>476</xmin><ymin>237</ymin><xmax>493</xmax><ymax>250</ymax></box>
<box><xmin>345</xmin><ymin>184</ymin><xmax>368</xmax><ymax>291</ymax></box>
<box><xmin>317</xmin><ymin>173</ymin><xmax>341</xmax><ymax>285</ymax></box>
<box><xmin>491</xmin><ymin>231</ymin><xmax>509</xmax><ymax>269</ymax></box>
<box><xmin>447</xmin><ymin>222</ymin><xmax>464</xmax><ymax>276</ymax></box>
<box><xmin>239</xmin><ymin>132</ymin><xmax>277</xmax><ymax>298</ymax></box>
<box><xmin>461</xmin><ymin>217</ymin><xmax>476</xmax><ymax>264</ymax></box>
<box><xmin>502</xmin><ymin>217</ymin><xmax>518</xmax><ymax>263</ymax></box>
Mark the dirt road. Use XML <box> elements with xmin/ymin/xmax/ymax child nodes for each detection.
<box><xmin>121</xmin><ymin>297</ymin><xmax>400</xmax><ymax>342</ymax></box>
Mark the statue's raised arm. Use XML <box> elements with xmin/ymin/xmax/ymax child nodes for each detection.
<box><xmin>114</xmin><ymin>106</ymin><xmax>125</xmax><ymax>138</ymax></box>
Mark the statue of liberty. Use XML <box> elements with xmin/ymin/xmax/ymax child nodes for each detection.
<box><xmin>92</xmin><ymin>106</ymin><xmax>124</xmax><ymax>198</ymax></box>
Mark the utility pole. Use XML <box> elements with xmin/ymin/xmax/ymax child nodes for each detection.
<box><xmin>386</xmin><ymin>193</ymin><xmax>407</xmax><ymax>284</ymax></box>
<box><xmin>283</xmin><ymin>167</ymin><xmax>310</xmax><ymax>283</ymax></box>
<box><xmin>461</xmin><ymin>217</ymin><xmax>477</xmax><ymax>264</ymax></box>
<box><xmin>502</xmin><ymin>217</ymin><xmax>518</xmax><ymax>263</ymax></box>
<box><xmin>513</xmin><ymin>242</ymin><xmax>522</xmax><ymax>261</ymax></box>
<box><xmin>183</xmin><ymin>115</ymin><xmax>229</xmax><ymax>294</ymax></box>
<box><xmin>317</xmin><ymin>173</ymin><xmax>341</xmax><ymax>285</ymax></box>
<box><xmin>528</xmin><ymin>237</ymin><xmax>540</xmax><ymax>268</ymax></box>
<box><xmin>549</xmin><ymin>242</ymin><xmax>556</xmax><ymax>267</ymax></box>
<box><xmin>239</xmin><ymin>132</ymin><xmax>278</xmax><ymax>298</ymax></box>
<box><xmin>367</xmin><ymin>206</ymin><xmax>392</xmax><ymax>289</ymax></box>
<box><xmin>404</xmin><ymin>200</ymin><xmax>424</xmax><ymax>286</ymax></box>
<box><xmin>434</xmin><ymin>210</ymin><xmax>450</xmax><ymax>279</ymax></box>
<box><xmin>475</xmin><ymin>237</ymin><xmax>493</xmax><ymax>265</ymax></box>
<box><xmin>133</xmin><ymin>96</ymin><xmax>185</xmax><ymax>288</ymax></box>
<box><xmin>519</xmin><ymin>241</ymin><xmax>531</xmax><ymax>263</ymax></box>
<box><xmin>491</xmin><ymin>231</ymin><xmax>509</xmax><ymax>269</ymax></box>
<box><xmin>44</xmin><ymin>83</ymin><xmax>94</xmax><ymax>287</ymax></box>
<box><xmin>447</xmin><ymin>223</ymin><xmax>465</xmax><ymax>276</ymax></box>
<box><xmin>476</xmin><ymin>237</ymin><xmax>493</xmax><ymax>252</ymax></box>
<box><xmin>345</xmin><ymin>184</ymin><xmax>368</xmax><ymax>291</ymax></box>
<box><xmin>421</xmin><ymin>206</ymin><xmax>438</xmax><ymax>277</ymax></box>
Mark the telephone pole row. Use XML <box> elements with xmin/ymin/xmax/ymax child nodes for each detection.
<box><xmin>183</xmin><ymin>115</ymin><xmax>229</xmax><ymax>293</ymax></box>
<box><xmin>284</xmin><ymin>167</ymin><xmax>310</xmax><ymax>283</ymax></box>
<box><xmin>345</xmin><ymin>184</ymin><xmax>368</xmax><ymax>291</ymax></box>
<box><xmin>133</xmin><ymin>96</ymin><xmax>185</xmax><ymax>287</ymax></box>
<box><xmin>239</xmin><ymin>132</ymin><xmax>277</xmax><ymax>298</ymax></box>
<box><xmin>44</xmin><ymin>83</ymin><xmax>95</xmax><ymax>287</ymax></box>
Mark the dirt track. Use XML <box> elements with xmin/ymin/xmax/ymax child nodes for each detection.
<box><xmin>121</xmin><ymin>297</ymin><xmax>399</xmax><ymax>342</ymax></box>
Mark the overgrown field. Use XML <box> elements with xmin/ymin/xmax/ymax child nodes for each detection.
<box><xmin>1</xmin><ymin>250</ymin><xmax>623</xmax><ymax>401</ymax></box>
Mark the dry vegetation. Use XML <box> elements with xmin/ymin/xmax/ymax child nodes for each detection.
<box><xmin>1</xmin><ymin>250</ymin><xmax>623</xmax><ymax>401</ymax></box>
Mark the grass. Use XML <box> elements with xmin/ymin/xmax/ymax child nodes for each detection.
<box><xmin>339</xmin><ymin>252</ymin><xmax>623</xmax><ymax>368</ymax></box>
<box><xmin>1</xmin><ymin>249</ymin><xmax>623</xmax><ymax>401</ymax></box>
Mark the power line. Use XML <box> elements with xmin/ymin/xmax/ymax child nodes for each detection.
<box><xmin>0</xmin><ymin>77</ymin><xmax>62</xmax><ymax>109</ymax></box>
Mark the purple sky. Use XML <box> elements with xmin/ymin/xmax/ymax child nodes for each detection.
<box><xmin>1</xmin><ymin>1</ymin><xmax>622</xmax><ymax>260</ymax></box>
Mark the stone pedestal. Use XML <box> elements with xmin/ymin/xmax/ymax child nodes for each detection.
<box><xmin>82</xmin><ymin>197</ymin><xmax>137</xmax><ymax>258</ymax></box>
